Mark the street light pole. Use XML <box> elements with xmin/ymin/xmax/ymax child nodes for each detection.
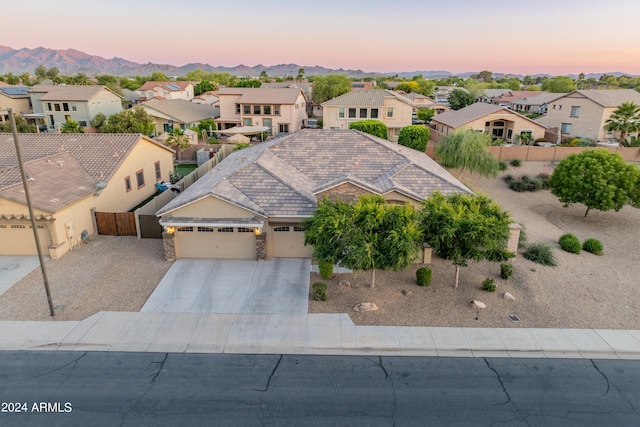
<box><xmin>8</xmin><ymin>108</ymin><xmax>55</xmax><ymax>316</ymax></box>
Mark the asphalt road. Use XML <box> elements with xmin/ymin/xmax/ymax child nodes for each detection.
<box><xmin>0</xmin><ymin>352</ymin><xmax>638</xmax><ymax>426</ymax></box>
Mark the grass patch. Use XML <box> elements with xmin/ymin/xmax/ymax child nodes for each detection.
<box><xmin>523</xmin><ymin>242</ymin><xmax>557</xmax><ymax>266</ymax></box>
<box><xmin>174</xmin><ymin>164</ymin><xmax>197</xmax><ymax>176</ymax></box>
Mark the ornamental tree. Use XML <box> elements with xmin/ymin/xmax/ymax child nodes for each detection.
<box><xmin>448</xmin><ymin>89</ymin><xmax>475</xmax><ymax>110</ymax></box>
<box><xmin>398</xmin><ymin>125</ymin><xmax>430</xmax><ymax>152</ymax></box>
<box><xmin>548</xmin><ymin>149</ymin><xmax>640</xmax><ymax>217</ymax></box>
<box><xmin>349</xmin><ymin>120</ymin><xmax>388</xmax><ymax>140</ymax></box>
<box><xmin>435</xmin><ymin>130</ymin><xmax>499</xmax><ymax>180</ymax></box>
<box><xmin>419</xmin><ymin>193</ymin><xmax>514</xmax><ymax>288</ymax></box>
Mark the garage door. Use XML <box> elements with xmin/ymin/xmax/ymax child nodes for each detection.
<box><xmin>175</xmin><ymin>226</ymin><xmax>256</xmax><ymax>259</ymax></box>
<box><xmin>271</xmin><ymin>225</ymin><xmax>312</xmax><ymax>258</ymax></box>
<box><xmin>0</xmin><ymin>224</ymin><xmax>52</xmax><ymax>256</ymax></box>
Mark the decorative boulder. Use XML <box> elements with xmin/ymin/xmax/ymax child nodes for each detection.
<box><xmin>339</xmin><ymin>280</ymin><xmax>351</xmax><ymax>288</ymax></box>
<box><xmin>470</xmin><ymin>300</ymin><xmax>487</xmax><ymax>309</ymax></box>
<box><xmin>354</xmin><ymin>302</ymin><xmax>378</xmax><ymax>312</ymax></box>
<box><xmin>502</xmin><ymin>292</ymin><xmax>516</xmax><ymax>301</ymax></box>
<box><xmin>401</xmin><ymin>289</ymin><xmax>414</xmax><ymax>296</ymax></box>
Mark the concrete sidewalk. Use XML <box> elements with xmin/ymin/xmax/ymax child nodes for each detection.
<box><xmin>1</xmin><ymin>311</ymin><xmax>640</xmax><ymax>359</ymax></box>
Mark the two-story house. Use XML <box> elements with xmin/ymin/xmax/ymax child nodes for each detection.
<box><xmin>215</xmin><ymin>87</ymin><xmax>308</xmax><ymax>136</ymax></box>
<box><xmin>321</xmin><ymin>89</ymin><xmax>414</xmax><ymax>141</ymax></box>
<box><xmin>135</xmin><ymin>81</ymin><xmax>195</xmax><ymax>102</ymax></box>
<box><xmin>0</xmin><ymin>86</ymin><xmax>32</xmax><ymax>124</ymax></box>
<box><xmin>29</xmin><ymin>85</ymin><xmax>123</xmax><ymax>131</ymax></box>
<box><xmin>535</xmin><ymin>89</ymin><xmax>640</xmax><ymax>142</ymax></box>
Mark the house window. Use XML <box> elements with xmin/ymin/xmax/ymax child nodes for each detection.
<box><xmin>493</xmin><ymin>121</ymin><xmax>505</xmax><ymax>127</ymax></box>
<box><xmin>338</xmin><ymin>107</ymin><xmax>345</xmax><ymax>118</ymax></box>
<box><xmin>279</xmin><ymin>124</ymin><xmax>289</xmax><ymax>133</ymax></box>
<box><xmin>154</xmin><ymin>161</ymin><xmax>161</xmax><ymax>181</ymax></box>
<box><xmin>386</xmin><ymin>107</ymin><xmax>394</xmax><ymax>118</ymax></box>
<box><xmin>136</xmin><ymin>170</ymin><xmax>145</xmax><ymax>189</ymax></box>
<box><xmin>359</xmin><ymin>108</ymin><xmax>367</xmax><ymax>118</ymax></box>
<box><xmin>570</xmin><ymin>106</ymin><xmax>580</xmax><ymax>117</ymax></box>
<box><xmin>235</xmin><ymin>103</ymin><xmax>241</xmax><ymax>114</ymax></box>
<box><xmin>561</xmin><ymin>123</ymin><xmax>572</xmax><ymax>134</ymax></box>
<box><xmin>197</xmin><ymin>227</ymin><xmax>214</xmax><ymax>233</ymax></box>
<box><xmin>65</xmin><ymin>115</ymin><xmax>71</xmax><ymax>121</ymax></box>
<box><xmin>46</xmin><ymin>102</ymin><xmax>52</xmax><ymax>111</ymax></box>
<box><xmin>274</xmin><ymin>105</ymin><xmax>280</xmax><ymax>115</ymax></box>
<box><xmin>218</xmin><ymin>227</ymin><xmax>234</xmax><ymax>232</ymax></box>
<box><xmin>274</xmin><ymin>226</ymin><xmax>290</xmax><ymax>232</ymax></box>
<box><xmin>263</xmin><ymin>105</ymin><xmax>271</xmax><ymax>115</ymax></box>
<box><xmin>63</xmin><ymin>103</ymin><xmax>69</xmax><ymax>112</ymax></box>
<box><xmin>71</xmin><ymin>103</ymin><xmax>77</xmax><ymax>111</ymax></box>
<box><xmin>54</xmin><ymin>103</ymin><xmax>61</xmax><ymax>111</ymax></box>
<box><xmin>243</xmin><ymin>118</ymin><xmax>252</xmax><ymax>126</ymax></box>
<box><xmin>263</xmin><ymin>118</ymin><xmax>272</xmax><ymax>134</ymax></box>
<box><xmin>293</xmin><ymin>226</ymin><xmax>305</xmax><ymax>232</ymax></box>
<box><xmin>11</xmin><ymin>225</ymin><xmax>26</xmax><ymax>229</ymax></box>
<box><xmin>370</xmin><ymin>108</ymin><xmax>379</xmax><ymax>119</ymax></box>
<box><xmin>79</xmin><ymin>121</ymin><xmax>87</xmax><ymax>127</ymax></box>
<box><xmin>237</xmin><ymin>227</ymin><xmax>254</xmax><ymax>232</ymax></box>
<box><xmin>242</xmin><ymin>105</ymin><xmax>249</xmax><ymax>114</ymax></box>
<box><xmin>254</xmin><ymin>105</ymin><xmax>261</xmax><ymax>115</ymax></box>
<box><xmin>348</xmin><ymin>108</ymin><xmax>356</xmax><ymax>118</ymax></box>
<box><xmin>177</xmin><ymin>227</ymin><xmax>193</xmax><ymax>232</ymax></box>
<box><xmin>124</xmin><ymin>176</ymin><xmax>131</xmax><ymax>192</ymax></box>
<box><xmin>0</xmin><ymin>225</ymin><xmax>5</xmax><ymax>228</ymax></box>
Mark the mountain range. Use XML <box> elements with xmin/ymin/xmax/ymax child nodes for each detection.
<box><xmin>0</xmin><ymin>45</ymin><xmax>635</xmax><ymax>80</ymax></box>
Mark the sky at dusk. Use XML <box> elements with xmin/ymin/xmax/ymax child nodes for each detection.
<box><xmin>4</xmin><ymin>0</ymin><xmax>640</xmax><ymax>76</ymax></box>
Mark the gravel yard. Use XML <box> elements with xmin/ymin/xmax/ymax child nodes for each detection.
<box><xmin>0</xmin><ymin>236</ymin><xmax>173</xmax><ymax>321</ymax></box>
<box><xmin>309</xmin><ymin>162</ymin><xmax>640</xmax><ymax>329</ymax></box>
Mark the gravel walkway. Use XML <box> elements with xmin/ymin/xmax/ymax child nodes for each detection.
<box><xmin>0</xmin><ymin>236</ymin><xmax>173</xmax><ymax>321</ymax></box>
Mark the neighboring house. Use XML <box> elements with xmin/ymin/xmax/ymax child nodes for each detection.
<box><xmin>191</xmin><ymin>91</ymin><xmax>220</xmax><ymax>107</ymax></box>
<box><xmin>509</xmin><ymin>92</ymin><xmax>565</xmax><ymax>115</ymax></box>
<box><xmin>262</xmin><ymin>82</ymin><xmax>313</xmax><ymax>117</ymax></box>
<box><xmin>29</xmin><ymin>85</ymin><xmax>123</xmax><ymax>131</ymax></box>
<box><xmin>215</xmin><ymin>87</ymin><xmax>308</xmax><ymax>136</ymax></box>
<box><xmin>432</xmin><ymin>86</ymin><xmax>468</xmax><ymax>105</ymax></box>
<box><xmin>140</xmin><ymin>99</ymin><xmax>219</xmax><ymax>136</ymax></box>
<box><xmin>534</xmin><ymin>89</ymin><xmax>640</xmax><ymax>142</ymax></box>
<box><xmin>0</xmin><ymin>133</ymin><xmax>174</xmax><ymax>258</ymax></box>
<box><xmin>491</xmin><ymin>91</ymin><xmax>544</xmax><ymax>107</ymax></box>
<box><xmin>321</xmin><ymin>89</ymin><xmax>415</xmax><ymax>141</ymax></box>
<box><xmin>135</xmin><ymin>81</ymin><xmax>195</xmax><ymax>102</ymax></box>
<box><xmin>431</xmin><ymin>103</ymin><xmax>548</xmax><ymax>142</ymax></box>
<box><xmin>156</xmin><ymin>129</ymin><xmax>470</xmax><ymax>260</ymax></box>
<box><xmin>476</xmin><ymin>88</ymin><xmax>512</xmax><ymax>104</ymax></box>
<box><xmin>400</xmin><ymin>92</ymin><xmax>450</xmax><ymax>115</ymax></box>
<box><xmin>121</xmin><ymin>89</ymin><xmax>140</xmax><ymax>108</ymax></box>
<box><xmin>0</xmin><ymin>86</ymin><xmax>32</xmax><ymax>123</ymax></box>
<box><xmin>351</xmin><ymin>81</ymin><xmax>376</xmax><ymax>90</ymax></box>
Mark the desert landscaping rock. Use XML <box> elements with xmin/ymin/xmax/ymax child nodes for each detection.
<box><xmin>401</xmin><ymin>289</ymin><xmax>414</xmax><ymax>296</ymax></box>
<box><xmin>339</xmin><ymin>280</ymin><xmax>351</xmax><ymax>288</ymax></box>
<box><xmin>503</xmin><ymin>292</ymin><xmax>516</xmax><ymax>301</ymax></box>
<box><xmin>471</xmin><ymin>300</ymin><xmax>487</xmax><ymax>309</ymax></box>
<box><xmin>354</xmin><ymin>303</ymin><xmax>378</xmax><ymax>312</ymax></box>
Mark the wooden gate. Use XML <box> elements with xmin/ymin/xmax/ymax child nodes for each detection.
<box><xmin>139</xmin><ymin>214</ymin><xmax>163</xmax><ymax>239</ymax></box>
<box><xmin>95</xmin><ymin>212</ymin><xmax>137</xmax><ymax>236</ymax></box>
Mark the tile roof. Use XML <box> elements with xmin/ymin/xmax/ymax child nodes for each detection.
<box><xmin>157</xmin><ymin>129</ymin><xmax>471</xmax><ymax>218</ymax></box>
<box><xmin>217</xmin><ymin>87</ymin><xmax>306</xmax><ymax>104</ymax></box>
<box><xmin>572</xmin><ymin>89</ymin><xmax>640</xmax><ymax>107</ymax></box>
<box><xmin>511</xmin><ymin>92</ymin><xmax>566</xmax><ymax>106</ymax></box>
<box><xmin>0</xmin><ymin>133</ymin><xmax>173</xmax><ymax>212</ymax></box>
<box><xmin>321</xmin><ymin>89</ymin><xmax>415</xmax><ymax>107</ymax></box>
<box><xmin>31</xmin><ymin>85</ymin><xmax>122</xmax><ymax>101</ymax></box>
<box><xmin>141</xmin><ymin>99</ymin><xmax>218</xmax><ymax>123</ymax></box>
<box><xmin>431</xmin><ymin>103</ymin><xmax>548</xmax><ymax>129</ymax></box>
<box><xmin>137</xmin><ymin>81</ymin><xmax>193</xmax><ymax>92</ymax></box>
<box><xmin>492</xmin><ymin>91</ymin><xmax>544</xmax><ymax>103</ymax></box>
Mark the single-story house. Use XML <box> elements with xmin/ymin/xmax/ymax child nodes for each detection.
<box><xmin>139</xmin><ymin>99</ymin><xmax>219</xmax><ymax>136</ymax></box>
<box><xmin>431</xmin><ymin>103</ymin><xmax>548</xmax><ymax>143</ymax></box>
<box><xmin>156</xmin><ymin>129</ymin><xmax>471</xmax><ymax>260</ymax></box>
<box><xmin>0</xmin><ymin>133</ymin><xmax>174</xmax><ymax>258</ymax></box>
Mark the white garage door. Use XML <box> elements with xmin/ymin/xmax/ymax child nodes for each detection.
<box><xmin>271</xmin><ymin>225</ymin><xmax>312</xmax><ymax>258</ymax></box>
<box><xmin>0</xmin><ymin>224</ymin><xmax>52</xmax><ymax>256</ymax></box>
<box><xmin>175</xmin><ymin>226</ymin><xmax>256</xmax><ymax>259</ymax></box>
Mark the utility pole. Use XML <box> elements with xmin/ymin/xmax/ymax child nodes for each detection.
<box><xmin>8</xmin><ymin>108</ymin><xmax>55</xmax><ymax>316</ymax></box>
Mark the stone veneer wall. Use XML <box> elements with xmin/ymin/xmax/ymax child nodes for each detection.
<box><xmin>162</xmin><ymin>231</ymin><xmax>175</xmax><ymax>261</ymax></box>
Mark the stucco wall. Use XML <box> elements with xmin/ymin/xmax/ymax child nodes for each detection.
<box><xmin>535</xmin><ymin>93</ymin><xmax>607</xmax><ymax>141</ymax></box>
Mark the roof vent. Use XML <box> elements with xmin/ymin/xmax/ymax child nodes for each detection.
<box><xmin>95</xmin><ymin>182</ymin><xmax>107</xmax><ymax>190</ymax></box>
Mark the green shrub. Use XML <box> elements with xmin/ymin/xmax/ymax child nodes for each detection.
<box><xmin>510</xmin><ymin>159</ymin><xmax>522</xmax><ymax>167</ymax></box>
<box><xmin>416</xmin><ymin>267</ymin><xmax>432</xmax><ymax>287</ymax></box>
<box><xmin>503</xmin><ymin>174</ymin><xmax>515</xmax><ymax>184</ymax></box>
<box><xmin>582</xmin><ymin>238</ymin><xmax>603</xmax><ymax>255</ymax></box>
<box><xmin>349</xmin><ymin>120</ymin><xmax>388</xmax><ymax>139</ymax></box>
<box><xmin>523</xmin><ymin>242</ymin><xmax>557</xmax><ymax>266</ymax></box>
<box><xmin>312</xmin><ymin>282</ymin><xmax>328</xmax><ymax>301</ymax></box>
<box><xmin>537</xmin><ymin>173</ymin><xmax>551</xmax><ymax>189</ymax></box>
<box><xmin>509</xmin><ymin>180</ymin><xmax>528</xmax><ymax>192</ymax></box>
<box><xmin>318</xmin><ymin>260</ymin><xmax>334</xmax><ymax>279</ymax></box>
<box><xmin>559</xmin><ymin>233</ymin><xmax>581</xmax><ymax>254</ymax></box>
<box><xmin>500</xmin><ymin>263</ymin><xmax>513</xmax><ymax>280</ymax></box>
<box><xmin>398</xmin><ymin>125</ymin><xmax>430</xmax><ymax>152</ymax></box>
<box><xmin>482</xmin><ymin>278</ymin><xmax>496</xmax><ymax>292</ymax></box>
<box><xmin>499</xmin><ymin>161</ymin><xmax>508</xmax><ymax>171</ymax></box>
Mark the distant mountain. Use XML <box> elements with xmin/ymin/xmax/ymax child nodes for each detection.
<box><xmin>0</xmin><ymin>46</ymin><xmax>637</xmax><ymax>79</ymax></box>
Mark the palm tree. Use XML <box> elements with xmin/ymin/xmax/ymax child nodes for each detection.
<box><xmin>60</xmin><ymin>119</ymin><xmax>84</xmax><ymax>133</ymax></box>
<box><xmin>604</xmin><ymin>102</ymin><xmax>640</xmax><ymax>143</ymax></box>
<box><xmin>166</xmin><ymin>127</ymin><xmax>190</xmax><ymax>161</ymax></box>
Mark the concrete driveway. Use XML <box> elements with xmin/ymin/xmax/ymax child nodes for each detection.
<box><xmin>0</xmin><ymin>256</ymin><xmax>47</xmax><ymax>296</ymax></box>
<box><xmin>141</xmin><ymin>258</ymin><xmax>311</xmax><ymax>314</ymax></box>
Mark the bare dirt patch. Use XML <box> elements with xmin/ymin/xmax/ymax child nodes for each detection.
<box><xmin>309</xmin><ymin>162</ymin><xmax>640</xmax><ymax>329</ymax></box>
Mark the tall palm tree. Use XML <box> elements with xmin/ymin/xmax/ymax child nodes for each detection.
<box><xmin>604</xmin><ymin>102</ymin><xmax>640</xmax><ymax>143</ymax></box>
